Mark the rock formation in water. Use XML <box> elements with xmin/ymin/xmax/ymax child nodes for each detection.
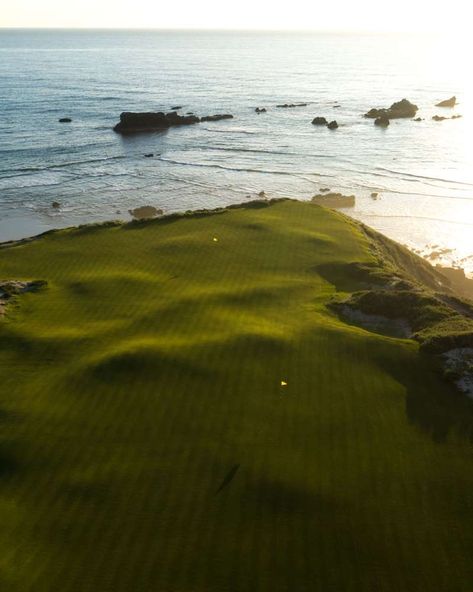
<box><xmin>432</xmin><ymin>114</ymin><xmax>462</xmax><ymax>122</ymax></box>
<box><xmin>128</xmin><ymin>206</ymin><xmax>163</xmax><ymax>219</ymax></box>
<box><xmin>312</xmin><ymin>192</ymin><xmax>355</xmax><ymax>207</ymax></box>
<box><xmin>436</xmin><ymin>96</ymin><xmax>456</xmax><ymax>107</ymax></box>
<box><xmin>312</xmin><ymin>117</ymin><xmax>328</xmax><ymax>125</ymax></box>
<box><xmin>113</xmin><ymin>111</ymin><xmax>233</xmax><ymax>133</ymax></box>
<box><xmin>374</xmin><ymin>115</ymin><xmax>390</xmax><ymax>127</ymax></box>
<box><xmin>200</xmin><ymin>114</ymin><xmax>233</xmax><ymax>122</ymax></box>
<box><xmin>364</xmin><ymin>98</ymin><xmax>418</xmax><ymax>119</ymax></box>
<box><xmin>276</xmin><ymin>103</ymin><xmax>308</xmax><ymax>108</ymax></box>
<box><xmin>114</xmin><ymin>112</ymin><xmax>199</xmax><ymax>133</ymax></box>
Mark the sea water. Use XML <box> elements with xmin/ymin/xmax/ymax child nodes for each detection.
<box><xmin>0</xmin><ymin>29</ymin><xmax>472</xmax><ymax>272</ymax></box>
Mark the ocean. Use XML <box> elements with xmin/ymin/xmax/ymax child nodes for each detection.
<box><xmin>0</xmin><ymin>29</ymin><xmax>472</xmax><ymax>273</ymax></box>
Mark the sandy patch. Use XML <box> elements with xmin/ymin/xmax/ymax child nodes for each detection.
<box><xmin>339</xmin><ymin>305</ymin><xmax>412</xmax><ymax>338</ymax></box>
<box><xmin>0</xmin><ymin>280</ymin><xmax>47</xmax><ymax>315</ymax></box>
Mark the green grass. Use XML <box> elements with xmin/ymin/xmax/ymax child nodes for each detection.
<box><xmin>1</xmin><ymin>199</ymin><xmax>472</xmax><ymax>592</ymax></box>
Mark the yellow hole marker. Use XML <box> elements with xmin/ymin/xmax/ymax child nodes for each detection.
<box><xmin>213</xmin><ymin>237</ymin><xmax>218</xmax><ymax>242</ymax></box>
<box><xmin>281</xmin><ymin>380</ymin><xmax>287</xmax><ymax>387</ymax></box>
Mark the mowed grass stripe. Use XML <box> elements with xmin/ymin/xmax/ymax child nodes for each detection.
<box><xmin>1</xmin><ymin>200</ymin><xmax>472</xmax><ymax>591</ymax></box>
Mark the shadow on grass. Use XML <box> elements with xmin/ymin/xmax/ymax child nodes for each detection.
<box><xmin>379</xmin><ymin>351</ymin><xmax>473</xmax><ymax>444</ymax></box>
<box><xmin>86</xmin><ymin>345</ymin><xmax>212</xmax><ymax>384</ymax></box>
<box><xmin>315</xmin><ymin>261</ymin><xmax>390</xmax><ymax>293</ymax></box>
<box><xmin>239</xmin><ymin>474</ymin><xmax>341</xmax><ymax>517</ymax></box>
<box><xmin>0</xmin><ymin>449</ymin><xmax>19</xmax><ymax>480</ymax></box>
<box><xmin>0</xmin><ymin>402</ymin><xmax>20</xmax><ymax>483</ymax></box>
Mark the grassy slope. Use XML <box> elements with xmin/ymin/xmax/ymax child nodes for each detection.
<box><xmin>0</xmin><ymin>200</ymin><xmax>472</xmax><ymax>592</ymax></box>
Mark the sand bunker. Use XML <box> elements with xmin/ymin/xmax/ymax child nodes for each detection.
<box><xmin>337</xmin><ymin>304</ymin><xmax>411</xmax><ymax>338</ymax></box>
<box><xmin>0</xmin><ymin>280</ymin><xmax>47</xmax><ymax>315</ymax></box>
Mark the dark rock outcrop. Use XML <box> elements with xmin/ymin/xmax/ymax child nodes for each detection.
<box><xmin>436</xmin><ymin>96</ymin><xmax>456</xmax><ymax>107</ymax></box>
<box><xmin>200</xmin><ymin>114</ymin><xmax>233</xmax><ymax>122</ymax></box>
<box><xmin>144</xmin><ymin>153</ymin><xmax>154</xmax><ymax>158</ymax></box>
<box><xmin>113</xmin><ymin>111</ymin><xmax>234</xmax><ymax>133</ymax></box>
<box><xmin>374</xmin><ymin>115</ymin><xmax>390</xmax><ymax>127</ymax></box>
<box><xmin>164</xmin><ymin>111</ymin><xmax>200</xmax><ymax>125</ymax></box>
<box><xmin>52</xmin><ymin>201</ymin><xmax>61</xmax><ymax>209</ymax></box>
<box><xmin>312</xmin><ymin>117</ymin><xmax>328</xmax><ymax>125</ymax></box>
<box><xmin>59</xmin><ymin>118</ymin><xmax>72</xmax><ymax>123</ymax></box>
<box><xmin>277</xmin><ymin>103</ymin><xmax>308</xmax><ymax>108</ymax></box>
<box><xmin>364</xmin><ymin>98</ymin><xmax>418</xmax><ymax>119</ymax></box>
<box><xmin>255</xmin><ymin>107</ymin><xmax>267</xmax><ymax>113</ymax></box>
<box><xmin>114</xmin><ymin>111</ymin><xmax>200</xmax><ymax>133</ymax></box>
<box><xmin>129</xmin><ymin>206</ymin><xmax>163</xmax><ymax>220</ymax></box>
<box><xmin>312</xmin><ymin>192</ymin><xmax>355</xmax><ymax>208</ymax></box>
<box><xmin>327</xmin><ymin>120</ymin><xmax>339</xmax><ymax>129</ymax></box>
<box><xmin>170</xmin><ymin>106</ymin><xmax>182</xmax><ymax>110</ymax></box>
<box><xmin>432</xmin><ymin>114</ymin><xmax>462</xmax><ymax>122</ymax></box>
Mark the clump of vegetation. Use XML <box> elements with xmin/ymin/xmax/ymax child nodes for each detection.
<box><xmin>338</xmin><ymin>289</ymin><xmax>473</xmax><ymax>352</ymax></box>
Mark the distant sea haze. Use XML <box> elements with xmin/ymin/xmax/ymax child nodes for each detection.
<box><xmin>0</xmin><ymin>29</ymin><xmax>472</xmax><ymax>273</ymax></box>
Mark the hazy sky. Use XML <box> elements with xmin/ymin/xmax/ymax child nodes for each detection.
<box><xmin>0</xmin><ymin>0</ymin><xmax>467</xmax><ymax>32</ymax></box>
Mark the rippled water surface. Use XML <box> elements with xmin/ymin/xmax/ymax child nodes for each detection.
<box><xmin>1</xmin><ymin>29</ymin><xmax>472</xmax><ymax>272</ymax></box>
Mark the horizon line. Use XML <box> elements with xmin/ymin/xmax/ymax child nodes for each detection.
<box><xmin>0</xmin><ymin>26</ymin><xmax>445</xmax><ymax>35</ymax></box>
